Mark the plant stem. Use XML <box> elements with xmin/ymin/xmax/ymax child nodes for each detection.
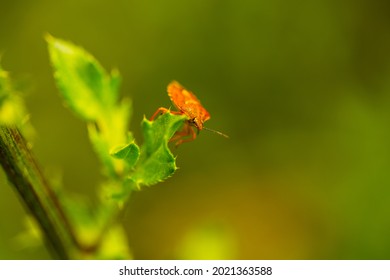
<box><xmin>0</xmin><ymin>126</ymin><xmax>79</xmax><ymax>259</ymax></box>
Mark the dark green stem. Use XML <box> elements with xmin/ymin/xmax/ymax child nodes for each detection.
<box><xmin>0</xmin><ymin>126</ymin><xmax>79</xmax><ymax>259</ymax></box>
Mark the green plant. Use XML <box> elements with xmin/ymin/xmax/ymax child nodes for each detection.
<box><xmin>0</xmin><ymin>36</ymin><xmax>186</xmax><ymax>259</ymax></box>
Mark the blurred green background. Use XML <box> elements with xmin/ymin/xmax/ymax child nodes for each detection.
<box><xmin>2</xmin><ymin>0</ymin><xmax>390</xmax><ymax>259</ymax></box>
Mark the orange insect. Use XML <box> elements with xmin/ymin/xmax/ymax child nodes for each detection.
<box><xmin>150</xmin><ymin>81</ymin><xmax>228</xmax><ymax>146</ymax></box>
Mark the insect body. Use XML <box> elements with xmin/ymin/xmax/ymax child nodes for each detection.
<box><xmin>150</xmin><ymin>81</ymin><xmax>227</xmax><ymax>146</ymax></box>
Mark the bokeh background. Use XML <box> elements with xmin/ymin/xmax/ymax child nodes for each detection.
<box><xmin>2</xmin><ymin>0</ymin><xmax>390</xmax><ymax>259</ymax></box>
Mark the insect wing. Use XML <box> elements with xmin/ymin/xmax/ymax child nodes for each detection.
<box><xmin>167</xmin><ymin>81</ymin><xmax>210</xmax><ymax>122</ymax></box>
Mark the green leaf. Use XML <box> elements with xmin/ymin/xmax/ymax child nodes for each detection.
<box><xmin>131</xmin><ymin>113</ymin><xmax>186</xmax><ymax>187</ymax></box>
<box><xmin>46</xmin><ymin>34</ymin><xmax>118</xmax><ymax>121</ymax></box>
<box><xmin>0</xmin><ymin>65</ymin><xmax>28</xmax><ymax>127</ymax></box>
<box><xmin>47</xmin><ymin>35</ymin><xmax>131</xmax><ymax>177</ymax></box>
<box><xmin>87</xmin><ymin>123</ymin><xmax>117</xmax><ymax>176</ymax></box>
<box><xmin>100</xmin><ymin>178</ymin><xmax>136</xmax><ymax>205</ymax></box>
<box><xmin>95</xmin><ymin>223</ymin><xmax>132</xmax><ymax>259</ymax></box>
<box><xmin>111</xmin><ymin>141</ymin><xmax>140</xmax><ymax>170</ymax></box>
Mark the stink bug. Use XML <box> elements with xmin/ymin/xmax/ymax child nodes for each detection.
<box><xmin>150</xmin><ymin>81</ymin><xmax>228</xmax><ymax>146</ymax></box>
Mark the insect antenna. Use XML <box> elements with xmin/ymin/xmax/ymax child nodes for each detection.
<box><xmin>203</xmin><ymin>126</ymin><xmax>229</xmax><ymax>138</ymax></box>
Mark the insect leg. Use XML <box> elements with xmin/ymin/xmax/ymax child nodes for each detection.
<box><xmin>173</xmin><ymin>124</ymin><xmax>197</xmax><ymax>146</ymax></box>
<box><xmin>150</xmin><ymin>107</ymin><xmax>184</xmax><ymax>120</ymax></box>
<box><xmin>170</xmin><ymin>121</ymin><xmax>191</xmax><ymax>143</ymax></box>
<box><xmin>150</xmin><ymin>107</ymin><xmax>170</xmax><ymax>120</ymax></box>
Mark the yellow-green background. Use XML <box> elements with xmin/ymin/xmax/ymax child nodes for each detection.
<box><xmin>2</xmin><ymin>0</ymin><xmax>390</xmax><ymax>259</ymax></box>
